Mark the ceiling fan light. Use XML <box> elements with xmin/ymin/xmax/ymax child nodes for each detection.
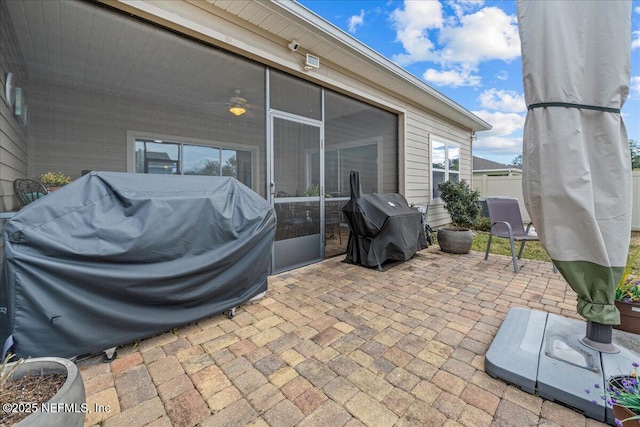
<box><xmin>229</xmin><ymin>105</ymin><xmax>246</xmax><ymax>116</ymax></box>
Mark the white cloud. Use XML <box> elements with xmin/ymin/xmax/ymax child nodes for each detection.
<box><xmin>478</xmin><ymin>89</ymin><xmax>526</xmax><ymax>113</ymax></box>
<box><xmin>631</xmin><ymin>76</ymin><xmax>640</xmax><ymax>98</ymax></box>
<box><xmin>473</xmin><ymin>135</ymin><xmax>523</xmax><ymax>155</ymax></box>
<box><xmin>496</xmin><ymin>70</ymin><xmax>508</xmax><ymax>81</ymax></box>
<box><xmin>447</xmin><ymin>0</ymin><xmax>485</xmax><ymax>19</ymax></box>
<box><xmin>423</xmin><ymin>67</ymin><xmax>481</xmax><ymax>87</ymax></box>
<box><xmin>472</xmin><ymin>110</ymin><xmax>525</xmax><ymax>137</ymax></box>
<box><xmin>635</xmin><ymin>6</ymin><xmax>640</xmax><ymax>14</ymax></box>
<box><xmin>438</xmin><ymin>7</ymin><xmax>520</xmax><ymax>65</ymax></box>
<box><xmin>348</xmin><ymin>10</ymin><xmax>365</xmax><ymax>34</ymax></box>
<box><xmin>633</xmin><ymin>30</ymin><xmax>640</xmax><ymax>50</ymax></box>
<box><xmin>390</xmin><ymin>1</ymin><xmax>520</xmax><ymax>89</ymax></box>
<box><xmin>390</xmin><ymin>1</ymin><xmax>443</xmax><ymax>65</ymax></box>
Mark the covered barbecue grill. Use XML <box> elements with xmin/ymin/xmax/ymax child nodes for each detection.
<box><xmin>0</xmin><ymin>172</ymin><xmax>275</xmax><ymax>359</ymax></box>
<box><xmin>342</xmin><ymin>171</ymin><xmax>426</xmax><ymax>270</ymax></box>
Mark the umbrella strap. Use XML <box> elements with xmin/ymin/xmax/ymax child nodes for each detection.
<box><xmin>527</xmin><ymin>102</ymin><xmax>620</xmax><ymax>113</ymax></box>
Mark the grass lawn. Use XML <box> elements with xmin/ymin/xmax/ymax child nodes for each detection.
<box><xmin>470</xmin><ymin>231</ymin><xmax>640</xmax><ymax>274</ymax></box>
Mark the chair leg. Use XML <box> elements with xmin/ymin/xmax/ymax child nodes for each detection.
<box><xmin>508</xmin><ymin>237</ymin><xmax>519</xmax><ymax>274</ymax></box>
<box><xmin>518</xmin><ymin>241</ymin><xmax>527</xmax><ymax>259</ymax></box>
<box><xmin>485</xmin><ymin>232</ymin><xmax>494</xmax><ymax>260</ymax></box>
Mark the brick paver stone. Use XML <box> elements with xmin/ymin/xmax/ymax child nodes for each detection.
<box><xmin>103</xmin><ymin>396</ymin><xmax>165</xmax><ymax>427</ymax></box>
<box><xmin>381</xmin><ymin>387</ymin><xmax>415</xmax><ymax>416</ymax></box>
<box><xmin>190</xmin><ymin>364</ymin><xmax>233</xmax><ymax>398</ymax></box>
<box><xmin>247</xmin><ymin>383</ymin><xmax>285</xmax><ymax>414</ymax></box>
<box><xmin>206</xmin><ymin>385</ymin><xmax>243</xmax><ymax>412</ymax></box>
<box><xmin>114</xmin><ymin>365</ymin><xmax>153</xmax><ymax>396</ymax></box>
<box><xmin>262</xmin><ymin>399</ymin><xmax>305</xmax><ymax>427</ymax></box>
<box><xmin>85</xmin><ymin>387</ymin><xmax>120</xmax><ymax>426</ymax></box>
<box><xmin>293</xmin><ymin>387</ymin><xmax>328</xmax><ymax>414</ymax></box>
<box><xmin>295</xmin><ymin>358</ymin><xmax>336</xmax><ymax>388</ymax></box>
<box><xmin>147</xmin><ymin>356</ymin><xmax>184</xmax><ymax>386</ymax></box>
<box><xmin>157</xmin><ymin>374</ymin><xmax>194</xmax><ymax>401</ymax></box>
<box><xmin>395</xmin><ymin>400</ymin><xmax>447</xmax><ymax>427</ymax></box>
<box><xmin>297</xmin><ymin>400</ymin><xmax>353</xmax><ymax>427</ymax></box>
<box><xmin>347</xmin><ymin>367</ymin><xmax>394</xmax><ymax>400</ymax></box>
<box><xmin>323</xmin><ymin>376</ymin><xmax>359</xmax><ymax>404</ymax></box>
<box><xmin>165</xmin><ymin>389</ymin><xmax>210</xmax><ymax>427</ymax></box>
<box><xmin>233</xmin><ymin>368</ymin><xmax>270</xmax><ymax>395</ymax></box>
<box><xmin>493</xmin><ymin>400</ymin><xmax>539</xmax><ymax>426</ymax></box>
<box><xmin>345</xmin><ymin>392</ymin><xmax>399</xmax><ymax>427</ymax></box>
<box><xmin>200</xmin><ymin>398</ymin><xmax>258</xmax><ymax>427</ymax></box>
<box><xmin>110</xmin><ymin>352</ymin><xmax>143</xmax><ymax>374</ymax></box>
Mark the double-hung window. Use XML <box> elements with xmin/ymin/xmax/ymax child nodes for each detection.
<box><xmin>432</xmin><ymin>140</ymin><xmax>460</xmax><ymax>199</ymax></box>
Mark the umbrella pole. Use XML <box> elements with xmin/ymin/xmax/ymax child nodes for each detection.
<box><xmin>580</xmin><ymin>321</ymin><xmax>619</xmax><ymax>354</ymax></box>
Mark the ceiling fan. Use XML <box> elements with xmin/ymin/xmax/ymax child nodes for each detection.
<box><xmin>205</xmin><ymin>89</ymin><xmax>263</xmax><ymax>118</ymax></box>
<box><xmin>228</xmin><ymin>89</ymin><xmax>248</xmax><ymax>116</ymax></box>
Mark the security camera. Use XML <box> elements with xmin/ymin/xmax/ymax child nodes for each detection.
<box><xmin>288</xmin><ymin>40</ymin><xmax>300</xmax><ymax>52</ymax></box>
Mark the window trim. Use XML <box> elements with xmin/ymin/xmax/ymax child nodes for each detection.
<box><xmin>128</xmin><ymin>131</ymin><xmax>258</xmax><ymax>188</ymax></box>
<box><xmin>431</xmin><ymin>138</ymin><xmax>460</xmax><ymax>201</ymax></box>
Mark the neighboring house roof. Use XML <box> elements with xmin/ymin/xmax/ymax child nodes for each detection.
<box><xmin>473</xmin><ymin>156</ymin><xmax>522</xmax><ymax>174</ymax></box>
<box><xmin>146</xmin><ymin>152</ymin><xmax>172</xmax><ymax>161</ymax></box>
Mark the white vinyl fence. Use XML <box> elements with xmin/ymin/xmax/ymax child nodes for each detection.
<box><xmin>473</xmin><ymin>171</ymin><xmax>640</xmax><ymax>231</ymax></box>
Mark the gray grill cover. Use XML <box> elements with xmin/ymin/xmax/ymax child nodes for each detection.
<box><xmin>342</xmin><ymin>171</ymin><xmax>426</xmax><ymax>269</ymax></box>
<box><xmin>1</xmin><ymin>172</ymin><xmax>275</xmax><ymax>358</ymax></box>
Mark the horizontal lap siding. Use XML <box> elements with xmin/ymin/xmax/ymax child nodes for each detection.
<box><xmin>404</xmin><ymin>109</ymin><xmax>474</xmax><ymax>228</ymax></box>
<box><xmin>1</xmin><ymin>2</ymin><xmax>28</xmax><ymax>212</ymax></box>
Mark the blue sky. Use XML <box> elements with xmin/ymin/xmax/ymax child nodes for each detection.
<box><xmin>298</xmin><ymin>0</ymin><xmax>640</xmax><ymax>166</ymax></box>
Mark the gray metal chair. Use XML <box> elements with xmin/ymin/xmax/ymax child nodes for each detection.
<box><xmin>13</xmin><ymin>178</ymin><xmax>49</xmax><ymax>208</ymax></box>
<box><xmin>484</xmin><ymin>197</ymin><xmax>539</xmax><ymax>273</ymax></box>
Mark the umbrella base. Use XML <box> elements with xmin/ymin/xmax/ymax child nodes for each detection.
<box><xmin>580</xmin><ymin>336</ymin><xmax>619</xmax><ymax>354</ymax></box>
<box><xmin>486</xmin><ymin>308</ymin><xmax>640</xmax><ymax>425</ymax></box>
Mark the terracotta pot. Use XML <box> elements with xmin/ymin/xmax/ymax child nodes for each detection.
<box><xmin>614</xmin><ymin>300</ymin><xmax>640</xmax><ymax>334</ymax></box>
<box><xmin>613</xmin><ymin>404</ymin><xmax>639</xmax><ymax>427</ymax></box>
<box><xmin>437</xmin><ymin>227</ymin><xmax>473</xmax><ymax>254</ymax></box>
<box><xmin>46</xmin><ymin>186</ymin><xmax>61</xmax><ymax>192</ymax></box>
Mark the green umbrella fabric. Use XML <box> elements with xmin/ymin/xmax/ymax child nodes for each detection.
<box><xmin>518</xmin><ymin>0</ymin><xmax>632</xmax><ymax>324</ymax></box>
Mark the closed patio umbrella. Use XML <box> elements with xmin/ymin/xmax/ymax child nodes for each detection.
<box><xmin>518</xmin><ymin>1</ymin><xmax>632</xmax><ymax>351</ymax></box>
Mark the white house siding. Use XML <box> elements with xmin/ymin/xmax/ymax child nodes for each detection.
<box><xmin>0</xmin><ymin>3</ymin><xmax>28</xmax><ymax>212</ymax></box>
<box><xmin>404</xmin><ymin>108</ymin><xmax>474</xmax><ymax>228</ymax></box>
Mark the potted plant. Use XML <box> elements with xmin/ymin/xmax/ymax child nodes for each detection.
<box><xmin>38</xmin><ymin>172</ymin><xmax>71</xmax><ymax>191</ymax></box>
<box><xmin>0</xmin><ymin>353</ymin><xmax>86</xmax><ymax>426</ymax></box>
<box><xmin>614</xmin><ymin>248</ymin><xmax>640</xmax><ymax>334</ymax></box>
<box><xmin>436</xmin><ymin>180</ymin><xmax>481</xmax><ymax>254</ymax></box>
<box><xmin>588</xmin><ymin>362</ymin><xmax>640</xmax><ymax>427</ymax></box>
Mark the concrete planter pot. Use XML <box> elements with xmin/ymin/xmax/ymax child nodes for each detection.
<box><xmin>437</xmin><ymin>227</ymin><xmax>474</xmax><ymax>254</ymax></box>
<box><xmin>6</xmin><ymin>357</ymin><xmax>86</xmax><ymax>427</ymax></box>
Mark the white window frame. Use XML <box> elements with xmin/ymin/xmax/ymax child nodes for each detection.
<box><xmin>431</xmin><ymin>138</ymin><xmax>460</xmax><ymax>200</ymax></box>
<box><xmin>304</xmin><ymin>137</ymin><xmax>383</xmax><ymax>196</ymax></box>
<box><xmin>127</xmin><ymin>130</ymin><xmax>258</xmax><ymax>189</ymax></box>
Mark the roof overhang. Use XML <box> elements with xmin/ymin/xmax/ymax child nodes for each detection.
<box><xmin>267</xmin><ymin>0</ymin><xmax>491</xmax><ymax>132</ymax></box>
<box><xmin>108</xmin><ymin>0</ymin><xmax>491</xmax><ymax>133</ymax></box>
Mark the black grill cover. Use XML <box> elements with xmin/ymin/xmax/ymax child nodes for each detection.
<box><xmin>342</xmin><ymin>171</ymin><xmax>426</xmax><ymax>269</ymax></box>
<box><xmin>0</xmin><ymin>172</ymin><xmax>275</xmax><ymax>358</ymax></box>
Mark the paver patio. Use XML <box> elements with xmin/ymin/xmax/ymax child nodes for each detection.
<box><xmin>78</xmin><ymin>246</ymin><xmax>614</xmax><ymax>427</ymax></box>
